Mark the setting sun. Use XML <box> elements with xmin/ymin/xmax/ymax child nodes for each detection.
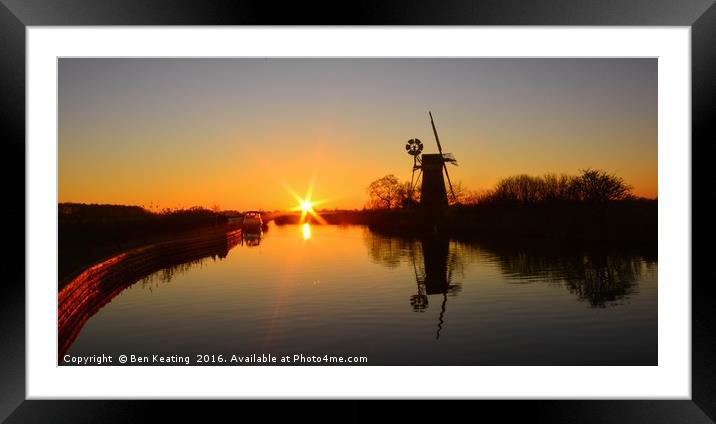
<box><xmin>284</xmin><ymin>179</ymin><xmax>329</xmax><ymax>225</ymax></box>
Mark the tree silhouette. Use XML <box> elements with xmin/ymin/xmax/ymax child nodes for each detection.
<box><xmin>366</xmin><ymin>174</ymin><xmax>402</xmax><ymax>209</ymax></box>
<box><xmin>574</xmin><ymin>168</ymin><xmax>634</xmax><ymax>202</ymax></box>
<box><xmin>482</xmin><ymin>169</ymin><xmax>634</xmax><ymax>205</ymax></box>
<box><xmin>448</xmin><ymin>180</ymin><xmax>481</xmax><ymax>205</ymax></box>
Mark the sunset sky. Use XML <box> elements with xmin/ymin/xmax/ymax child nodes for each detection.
<box><xmin>59</xmin><ymin>58</ymin><xmax>657</xmax><ymax>211</ymax></box>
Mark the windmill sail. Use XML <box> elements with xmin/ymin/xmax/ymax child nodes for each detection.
<box><xmin>441</xmin><ymin>153</ymin><xmax>457</xmax><ymax>165</ymax></box>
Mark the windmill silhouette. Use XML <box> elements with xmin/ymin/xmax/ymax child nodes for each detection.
<box><xmin>405</xmin><ymin>111</ymin><xmax>458</xmax><ymax>211</ymax></box>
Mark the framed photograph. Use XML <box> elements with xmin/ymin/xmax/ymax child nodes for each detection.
<box><xmin>3</xmin><ymin>0</ymin><xmax>713</xmax><ymax>421</ymax></box>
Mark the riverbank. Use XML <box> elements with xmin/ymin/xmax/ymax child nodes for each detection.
<box><xmin>449</xmin><ymin>199</ymin><xmax>656</xmax><ymax>243</ymax></box>
<box><xmin>58</xmin><ymin>227</ymin><xmax>242</xmax><ymax>357</ymax></box>
<box><xmin>275</xmin><ymin>199</ymin><xmax>657</xmax><ymax>244</ymax></box>
<box><xmin>59</xmin><ymin>203</ymin><xmax>234</xmax><ymax>283</ymax></box>
<box><xmin>59</xmin><ymin>222</ymin><xmax>244</xmax><ymax>289</ymax></box>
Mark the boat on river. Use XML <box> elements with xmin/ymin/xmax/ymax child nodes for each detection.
<box><xmin>241</xmin><ymin>211</ymin><xmax>263</xmax><ymax>231</ymax></box>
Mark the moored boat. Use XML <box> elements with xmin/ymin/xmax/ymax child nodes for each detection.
<box><xmin>241</xmin><ymin>211</ymin><xmax>263</xmax><ymax>231</ymax></box>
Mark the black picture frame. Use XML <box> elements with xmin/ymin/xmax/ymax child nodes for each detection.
<box><xmin>2</xmin><ymin>0</ymin><xmax>713</xmax><ymax>422</ymax></box>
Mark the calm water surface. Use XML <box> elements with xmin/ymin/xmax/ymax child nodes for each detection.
<box><xmin>66</xmin><ymin>223</ymin><xmax>657</xmax><ymax>365</ymax></box>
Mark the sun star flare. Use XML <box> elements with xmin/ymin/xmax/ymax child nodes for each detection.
<box><xmin>282</xmin><ymin>180</ymin><xmax>329</xmax><ymax>226</ymax></box>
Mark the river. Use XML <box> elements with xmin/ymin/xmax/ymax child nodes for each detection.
<box><xmin>63</xmin><ymin>222</ymin><xmax>657</xmax><ymax>365</ymax></box>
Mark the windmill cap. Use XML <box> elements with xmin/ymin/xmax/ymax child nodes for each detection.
<box><xmin>422</xmin><ymin>153</ymin><xmax>447</xmax><ymax>161</ymax></box>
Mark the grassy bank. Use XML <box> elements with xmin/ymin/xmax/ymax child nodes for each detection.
<box><xmin>274</xmin><ymin>199</ymin><xmax>657</xmax><ymax>244</ymax></box>
<box><xmin>444</xmin><ymin>199</ymin><xmax>657</xmax><ymax>243</ymax></box>
<box><xmin>59</xmin><ymin>203</ymin><xmax>234</xmax><ymax>283</ymax></box>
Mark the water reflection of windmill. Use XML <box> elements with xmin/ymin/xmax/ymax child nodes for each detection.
<box><xmin>405</xmin><ymin>112</ymin><xmax>458</xmax><ymax>209</ymax></box>
<box><xmin>409</xmin><ymin>234</ymin><xmax>461</xmax><ymax>339</ymax></box>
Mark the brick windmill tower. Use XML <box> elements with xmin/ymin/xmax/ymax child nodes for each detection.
<box><xmin>406</xmin><ymin>112</ymin><xmax>458</xmax><ymax>214</ymax></box>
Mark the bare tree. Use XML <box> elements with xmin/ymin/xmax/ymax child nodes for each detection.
<box><xmin>482</xmin><ymin>169</ymin><xmax>634</xmax><ymax>204</ymax></box>
<box><xmin>211</xmin><ymin>203</ymin><xmax>221</xmax><ymax>225</ymax></box>
<box><xmin>366</xmin><ymin>175</ymin><xmax>402</xmax><ymax>209</ymax></box>
<box><xmin>397</xmin><ymin>181</ymin><xmax>420</xmax><ymax>208</ymax></box>
<box><xmin>448</xmin><ymin>180</ymin><xmax>481</xmax><ymax>205</ymax></box>
<box><xmin>574</xmin><ymin>169</ymin><xmax>633</xmax><ymax>202</ymax></box>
